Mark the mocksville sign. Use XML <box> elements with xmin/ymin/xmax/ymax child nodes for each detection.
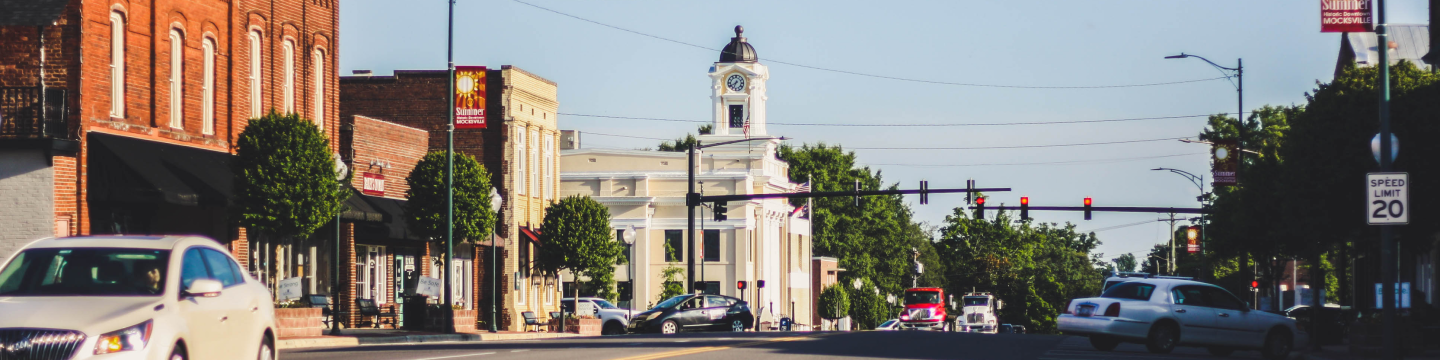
<box><xmin>1321</xmin><ymin>0</ymin><xmax>1374</xmax><ymax>33</ymax></box>
<box><xmin>454</xmin><ymin>66</ymin><xmax>488</xmax><ymax>129</ymax></box>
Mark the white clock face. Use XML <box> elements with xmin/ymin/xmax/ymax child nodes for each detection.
<box><xmin>726</xmin><ymin>74</ymin><xmax>746</xmax><ymax>92</ymax></box>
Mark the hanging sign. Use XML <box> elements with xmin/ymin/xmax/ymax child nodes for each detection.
<box><xmin>362</xmin><ymin>173</ymin><xmax>385</xmax><ymax>196</ymax></box>
<box><xmin>1211</xmin><ymin>140</ymin><xmax>1239</xmax><ymax>187</ymax></box>
<box><xmin>277</xmin><ymin>277</ymin><xmax>304</xmax><ymax>301</ymax></box>
<box><xmin>454</xmin><ymin>66</ymin><xmax>488</xmax><ymax>129</ymax></box>
<box><xmin>1321</xmin><ymin>0</ymin><xmax>1374</xmax><ymax>33</ymax></box>
<box><xmin>415</xmin><ymin>276</ymin><xmax>443</xmax><ymax>298</ymax></box>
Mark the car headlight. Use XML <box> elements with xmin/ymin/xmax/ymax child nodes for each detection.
<box><xmin>644</xmin><ymin>312</ymin><xmax>662</xmax><ymax>322</ymax></box>
<box><xmin>95</xmin><ymin>320</ymin><xmax>152</xmax><ymax>355</ymax></box>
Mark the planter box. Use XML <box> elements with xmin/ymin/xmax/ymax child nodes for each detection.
<box><xmin>423</xmin><ymin>309</ymin><xmax>479</xmax><ymax>333</ymax></box>
<box><xmin>275</xmin><ymin>308</ymin><xmax>324</xmax><ymax>338</ymax></box>
<box><xmin>453</xmin><ymin>310</ymin><xmax>478</xmax><ymax>333</ymax></box>
<box><xmin>546</xmin><ymin>318</ymin><xmax>600</xmax><ymax>335</ymax></box>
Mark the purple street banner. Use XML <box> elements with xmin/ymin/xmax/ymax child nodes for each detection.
<box><xmin>454</xmin><ymin>66</ymin><xmax>487</xmax><ymax>129</ymax></box>
<box><xmin>1321</xmin><ymin>0</ymin><xmax>1374</xmax><ymax>33</ymax></box>
<box><xmin>1212</xmin><ymin>140</ymin><xmax>1239</xmax><ymax>187</ymax></box>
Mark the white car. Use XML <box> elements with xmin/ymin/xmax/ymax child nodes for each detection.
<box><xmin>875</xmin><ymin>319</ymin><xmax>900</xmax><ymax>331</ymax></box>
<box><xmin>561</xmin><ymin>297</ymin><xmax>632</xmax><ymax>335</ymax></box>
<box><xmin>0</xmin><ymin>236</ymin><xmax>277</xmax><ymax>360</ymax></box>
<box><xmin>1057</xmin><ymin>278</ymin><xmax>1303</xmax><ymax>360</ymax></box>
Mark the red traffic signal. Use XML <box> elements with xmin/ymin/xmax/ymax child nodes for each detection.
<box><xmin>1020</xmin><ymin>197</ymin><xmax>1029</xmax><ymax>205</ymax></box>
<box><xmin>737</xmin><ymin>281</ymin><xmax>747</xmax><ymax>290</ymax></box>
<box><xmin>1019</xmin><ymin>197</ymin><xmax>1030</xmax><ymax>220</ymax></box>
<box><xmin>1251</xmin><ymin>280</ymin><xmax>1259</xmax><ymax>288</ymax></box>
<box><xmin>976</xmin><ymin>197</ymin><xmax>986</xmax><ymax>205</ymax></box>
<box><xmin>1083</xmin><ymin>197</ymin><xmax>1093</xmax><ymax>220</ymax></box>
<box><xmin>1084</xmin><ymin>197</ymin><xmax>1092</xmax><ymax>206</ymax></box>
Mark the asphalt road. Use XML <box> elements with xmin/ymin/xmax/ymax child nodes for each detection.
<box><xmin>281</xmin><ymin>331</ymin><xmax>1295</xmax><ymax>360</ymax></box>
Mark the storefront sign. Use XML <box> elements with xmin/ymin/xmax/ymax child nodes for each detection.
<box><xmin>362</xmin><ymin>173</ymin><xmax>385</xmax><ymax>196</ymax></box>
<box><xmin>1211</xmin><ymin>140</ymin><xmax>1239</xmax><ymax>187</ymax></box>
<box><xmin>1374</xmin><ymin>282</ymin><xmax>1411</xmax><ymax>309</ymax></box>
<box><xmin>415</xmin><ymin>276</ymin><xmax>443</xmax><ymax>298</ymax></box>
<box><xmin>1321</xmin><ymin>0</ymin><xmax>1374</xmax><ymax>33</ymax></box>
<box><xmin>454</xmin><ymin>66</ymin><xmax>487</xmax><ymax>129</ymax></box>
<box><xmin>278</xmin><ymin>277</ymin><xmax>304</xmax><ymax>301</ymax></box>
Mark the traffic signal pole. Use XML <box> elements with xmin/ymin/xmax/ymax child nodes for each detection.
<box><xmin>1377</xmin><ymin>1</ymin><xmax>1397</xmax><ymax>358</ymax></box>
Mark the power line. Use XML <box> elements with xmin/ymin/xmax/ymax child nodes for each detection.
<box><xmin>562</xmin><ymin>112</ymin><xmax>1246</xmax><ymax>127</ymax></box>
<box><xmin>851</xmin><ymin>137</ymin><xmax>1188</xmax><ymax>150</ymax></box>
<box><xmin>871</xmin><ymin>153</ymin><xmax>1204</xmax><ymax>167</ymax></box>
<box><xmin>1085</xmin><ymin>219</ymin><xmax>1167</xmax><ymax>233</ymax></box>
<box><xmin>583</xmin><ymin>132</ymin><xmax>672</xmax><ymax>141</ymax></box>
<box><xmin>511</xmin><ymin>0</ymin><xmax>1232</xmax><ymax>90</ymax></box>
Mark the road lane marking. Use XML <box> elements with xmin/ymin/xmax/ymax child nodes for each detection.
<box><xmin>510</xmin><ymin>350</ymin><xmax>529</xmax><ymax>353</ymax></box>
<box><xmin>410</xmin><ymin>352</ymin><xmax>496</xmax><ymax>360</ymax></box>
<box><xmin>608</xmin><ymin>333</ymin><xmax>839</xmax><ymax>360</ymax></box>
<box><xmin>673</xmin><ymin>340</ymin><xmax>690</xmax><ymax>343</ymax></box>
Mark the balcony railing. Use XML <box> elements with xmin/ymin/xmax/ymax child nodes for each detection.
<box><xmin>0</xmin><ymin>87</ymin><xmax>68</xmax><ymax>139</ymax></box>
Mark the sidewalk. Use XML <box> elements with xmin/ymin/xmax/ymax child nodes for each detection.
<box><xmin>1300</xmin><ymin>345</ymin><xmax>1440</xmax><ymax>360</ymax></box>
<box><xmin>277</xmin><ymin>329</ymin><xmax>586</xmax><ymax>350</ymax></box>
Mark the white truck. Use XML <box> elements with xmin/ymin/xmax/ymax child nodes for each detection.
<box><xmin>953</xmin><ymin>292</ymin><xmax>1003</xmax><ymax>334</ymax></box>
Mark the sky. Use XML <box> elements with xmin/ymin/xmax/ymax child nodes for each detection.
<box><xmin>339</xmin><ymin>0</ymin><xmax>1433</xmax><ymax>264</ymax></box>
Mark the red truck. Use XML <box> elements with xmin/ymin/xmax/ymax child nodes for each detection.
<box><xmin>899</xmin><ymin>287</ymin><xmax>949</xmax><ymax>331</ymax></box>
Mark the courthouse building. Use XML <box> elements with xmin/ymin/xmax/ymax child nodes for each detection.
<box><xmin>559</xmin><ymin>26</ymin><xmax>813</xmax><ymax>327</ymax></box>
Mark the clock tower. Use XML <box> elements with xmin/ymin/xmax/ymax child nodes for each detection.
<box><xmin>708</xmin><ymin>26</ymin><xmax>769</xmax><ymax>137</ymax></box>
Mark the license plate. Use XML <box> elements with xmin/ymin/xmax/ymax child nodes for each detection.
<box><xmin>1077</xmin><ymin>304</ymin><xmax>1097</xmax><ymax>317</ymax></box>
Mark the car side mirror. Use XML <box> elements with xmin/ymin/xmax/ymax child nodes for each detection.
<box><xmin>184</xmin><ymin>279</ymin><xmax>223</xmax><ymax>298</ymax></box>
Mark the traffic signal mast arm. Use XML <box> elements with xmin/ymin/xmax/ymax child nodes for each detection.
<box><xmin>994</xmin><ymin>205</ymin><xmax>1207</xmax><ymax>214</ymax></box>
<box><xmin>692</xmin><ymin>187</ymin><xmax>1013</xmax><ymax>204</ymax></box>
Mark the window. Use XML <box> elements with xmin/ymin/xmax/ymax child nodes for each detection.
<box><xmin>1101</xmin><ymin>282</ymin><xmax>1157</xmax><ymax>301</ymax></box>
<box><xmin>1171</xmin><ymin>286</ymin><xmax>1208</xmax><ymax>306</ymax></box>
<box><xmin>700</xmin><ymin>282</ymin><xmax>720</xmax><ymax>295</ymax></box>
<box><xmin>905</xmin><ymin>291</ymin><xmax>942</xmax><ymax>305</ymax></box>
<box><xmin>109</xmin><ymin>12</ymin><xmax>125</xmax><ymax>118</ymax></box>
<box><xmin>703</xmin><ymin>230</ymin><xmax>719</xmax><ymax>262</ymax></box>
<box><xmin>728</xmin><ymin>105</ymin><xmax>744</xmax><ymax>128</ymax></box>
<box><xmin>248</xmin><ymin>31</ymin><xmax>262</xmax><ymax>117</ymax></box>
<box><xmin>515</xmin><ymin>126</ymin><xmax>527</xmax><ymax>195</ymax></box>
<box><xmin>0</xmin><ymin>248</ymin><xmax>170</xmax><ymax>296</ymax></box>
<box><xmin>282</xmin><ymin>39</ymin><xmax>295</xmax><ymax>113</ymax></box>
<box><xmin>168</xmin><ymin>30</ymin><xmax>183</xmax><ymax>129</ymax></box>
<box><xmin>616</xmin><ymin>229</ymin><xmax>630</xmax><ymax>265</ymax></box>
<box><xmin>200</xmin><ymin>248</ymin><xmax>240</xmax><ymax>287</ymax></box>
<box><xmin>202</xmin><ymin>38</ymin><xmax>215</xmax><ymax>135</ymax></box>
<box><xmin>180</xmin><ymin>248</ymin><xmax>208</xmax><ymax>289</ymax></box>
<box><xmin>543</xmin><ymin>134</ymin><xmax>553</xmax><ymax>200</ymax></box>
<box><xmin>529</xmin><ymin>130</ymin><xmax>538</xmax><ymax>196</ymax></box>
<box><xmin>518</xmin><ymin>237</ymin><xmax>531</xmax><ymax>277</ymax></box>
<box><xmin>545</xmin><ymin>283</ymin><xmax>554</xmax><ymax>305</ymax></box>
<box><xmin>665</xmin><ymin>230</ymin><xmax>683</xmax><ymax>262</ymax></box>
<box><xmin>1201</xmin><ymin>286</ymin><xmax>1246</xmax><ymax>310</ymax></box>
<box><xmin>312</xmin><ymin>48</ymin><xmax>325</xmax><ymax>129</ymax></box>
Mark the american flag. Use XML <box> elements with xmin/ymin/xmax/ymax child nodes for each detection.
<box><xmin>743</xmin><ymin>117</ymin><xmax>750</xmax><ymax>138</ymax></box>
<box><xmin>794</xmin><ymin>180</ymin><xmax>810</xmax><ymax>193</ymax></box>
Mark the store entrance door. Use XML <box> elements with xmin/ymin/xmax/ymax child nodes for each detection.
<box><xmin>394</xmin><ymin>254</ymin><xmax>415</xmax><ymax>326</ymax></box>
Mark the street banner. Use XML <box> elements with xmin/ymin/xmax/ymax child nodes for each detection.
<box><xmin>415</xmin><ymin>276</ymin><xmax>443</xmax><ymax>298</ymax></box>
<box><xmin>362</xmin><ymin>173</ymin><xmax>385</xmax><ymax>196</ymax></box>
<box><xmin>1186</xmin><ymin>227</ymin><xmax>1200</xmax><ymax>254</ymax></box>
<box><xmin>454</xmin><ymin>66</ymin><xmax>487</xmax><ymax>129</ymax></box>
<box><xmin>1321</xmin><ymin>0</ymin><xmax>1374</xmax><ymax>33</ymax></box>
<box><xmin>277</xmin><ymin>277</ymin><xmax>304</xmax><ymax>301</ymax></box>
<box><xmin>1211</xmin><ymin>140</ymin><xmax>1239</xmax><ymax>187</ymax></box>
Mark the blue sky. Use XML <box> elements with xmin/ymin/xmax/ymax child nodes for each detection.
<box><xmin>339</xmin><ymin>0</ymin><xmax>1432</xmax><ymax>263</ymax></box>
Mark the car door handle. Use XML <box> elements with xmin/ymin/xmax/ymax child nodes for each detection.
<box><xmin>252</xmin><ymin>306</ymin><xmax>260</xmax><ymax>312</ymax></box>
<box><xmin>220</xmin><ymin>316</ymin><xmax>229</xmax><ymax>322</ymax></box>
<box><xmin>1218</xmin><ymin>313</ymin><xmax>1230</xmax><ymax>317</ymax></box>
<box><xmin>1175</xmin><ymin>309</ymin><xmax>1187</xmax><ymax>313</ymax></box>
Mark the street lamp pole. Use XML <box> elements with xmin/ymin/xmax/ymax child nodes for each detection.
<box><xmin>489</xmin><ymin>188</ymin><xmax>502</xmax><ymax>333</ymax></box>
<box><xmin>685</xmin><ymin>137</ymin><xmax>785</xmax><ymax>293</ymax></box>
<box><xmin>1376</xmin><ymin>1</ymin><xmax>1398</xmax><ymax>359</ymax></box>
<box><xmin>443</xmin><ymin>0</ymin><xmax>456</xmax><ymax>334</ymax></box>
<box><xmin>1165</xmin><ymin>53</ymin><xmax>1243</xmax><ymax>156</ymax></box>
<box><xmin>1153</xmin><ymin>168</ymin><xmax>1209</xmax><ymax>281</ymax></box>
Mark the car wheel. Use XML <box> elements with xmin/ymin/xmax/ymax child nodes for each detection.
<box><xmin>1261</xmin><ymin>328</ymin><xmax>1293</xmax><ymax>360</ymax></box>
<box><xmin>1145</xmin><ymin>322</ymin><xmax>1178</xmax><ymax>354</ymax></box>
<box><xmin>603</xmin><ymin>321</ymin><xmax>625</xmax><ymax>335</ymax></box>
<box><xmin>1088</xmin><ymin>335</ymin><xmax>1120</xmax><ymax>351</ymax></box>
<box><xmin>258</xmin><ymin>338</ymin><xmax>274</xmax><ymax>360</ymax></box>
<box><xmin>1206</xmin><ymin>347</ymin><xmax>1235</xmax><ymax>357</ymax></box>
<box><xmin>660</xmin><ymin>320</ymin><xmax>679</xmax><ymax>335</ymax></box>
<box><xmin>731</xmin><ymin>320</ymin><xmax>745</xmax><ymax>332</ymax></box>
<box><xmin>171</xmin><ymin>345</ymin><xmax>187</xmax><ymax>360</ymax></box>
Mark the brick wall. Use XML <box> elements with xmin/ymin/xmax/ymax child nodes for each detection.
<box><xmin>341</xmin><ymin>115</ymin><xmax>428</xmax><ymax>199</ymax></box>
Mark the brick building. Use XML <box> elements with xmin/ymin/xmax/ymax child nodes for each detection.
<box><xmin>0</xmin><ymin>0</ymin><xmax>339</xmax><ymax>282</ymax></box>
<box><xmin>340</xmin><ymin>66</ymin><xmax>562</xmax><ymax>331</ymax></box>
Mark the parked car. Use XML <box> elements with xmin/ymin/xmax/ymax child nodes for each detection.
<box><xmin>1102</xmin><ymin>272</ymin><xmax>1193</xmax><ymax>294</ymax></box>
<box><xmin>1012</xmin><ymin>325</ymin><xmax>1027</xmax><ymax>334</ymax></box>
<box><xmin>1058</xmin><ymin>278</ymin><xmax>1304</xmax><ymax>360</ymax></box>
<box><xmin>1284</xmin><ymin>305</ymin><xmax>1352</xmax><ymax>345</ymax></box>
<box><xmin>0</xmin><ymin>236</ymin><xmax>277</xmax><ymax>360</ymax></box>
<box><xmin>560</xmin><ymin>297</ymin><xmax>631</xmax><ymax>335</ymax></box>
<box><xmin>998</xmin><ymin>324</ymin><xmax>1013</xmax><ymax>333</ymax></box>
<box><xmin>875</xmin><ymin>319</ymin><xmax>901</xmax><ymax>331</ymax></box>
<box><xmin>627</xmin><ymin>294</ymin><xmax>754</xmax><ymax>334</ymax></box>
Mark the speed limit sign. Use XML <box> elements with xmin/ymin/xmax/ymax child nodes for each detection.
<box><xmin>1367</xmin><ymin>172</ymin><xmax>1409</xmax><ymax>225</ymax></box>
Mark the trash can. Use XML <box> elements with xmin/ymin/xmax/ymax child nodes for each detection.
<box><xmin>402</xmin><ymin>296</ymin><xmax>429</xmax><ymax>331</ymax></box>
<box><xmin>779</xmin><ymin>317</ymin><xmax>792</xmax><ymax>331</ymax></box>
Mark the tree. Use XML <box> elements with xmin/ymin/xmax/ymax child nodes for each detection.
<box><xmin>234</xmin><ymin>111</ymin><xmax>347</xmax><ymax>242</ymax></box>
<box><xmin>656</xmin><ymin>238</ymin><xmax>686</xmax><ymax>304</ymax></box>
<box><xmin>1113</xmin><ymin>253</ymin><xmax>1137</xmax><ymax>273</ymax></box>
<box><xmin>405</xmin><ymin>151</ymin><xmax>497</xmax><ymax>243</ymax></box>
<box><xmin>847</xmin><ymin>278</ymin><xmax>891</xmax><ymax>330</ymax></box>
<box><xmin>536</xmin><ymin>195</ymin><xmax>624</xmax><ymax>318</ymax></box>
<box><xmin>656</xmin><ymin>125</ymin><xmax>711</xmax><ymax>151</ymax></box>
<box><xmin>817</xmin><ymin>284</ymin><xmax>850</xmax><ymax>325</ymax></box>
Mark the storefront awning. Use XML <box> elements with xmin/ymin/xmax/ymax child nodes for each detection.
<box><xmin>87</xmin><ymin>133</ymin><xmax>234</xmax><ymax>207</ymax></box>
<box><xmin>345</xmin><ymin>188</ymin><xmax>419</xmax><ymax>242</ymax></box>
<box><xmin>520</xmin><ymin>227</ymin><xmax>542</xmax><ymax>245</ymax></box>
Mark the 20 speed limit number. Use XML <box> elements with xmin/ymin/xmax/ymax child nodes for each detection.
<box><xmin>1367</xmin><ymin>172</ymin><xmax>1409</xmax><ymax>225</ymax></box>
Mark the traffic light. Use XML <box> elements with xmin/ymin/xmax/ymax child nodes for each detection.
<box><xmin>714</xmin><ymin>202</ymin><xmax>728</xmax><ymax>221</ymax></box>
<box><xmin>737</xmin><ymin>281</ymin><xmax>747</xmax><ymax>290</ymax></box>
<box><xmin>976</xmin><ymin>197</ymin><xmax>986</xmax><ymax>220</ymax></box>
<box><xmin>919</xmin><ymin>181</ymin><xmax>929</xmax><ymax>205</ymax></box>
<box><xmin>1019</xmin><ymin>197</ymin><xmax>1030</xmax><ymax>220</ymax></box>
<box><xmin>853</xmin><ymin>180</ymin><xmax>862</xmax><ymax>207</ymax></box>
<box><xmin>757</xmin><ymin>280</ymin><xmax>766</xmax><ymax>289</ymax></box>
<box><xmin>1083</xmin><ymin>197</ymin><xmax>1093</xmax><ymax>220</ymax></box>
<box><xmin>1251</xmin><ymin>280</ymin><xmax>1259</xmax><ymax>292</ymax></box>
<box><xmin>618</xmin><ymin>282</ymin><xmax>633</xmax><ymax>301</ymax></box>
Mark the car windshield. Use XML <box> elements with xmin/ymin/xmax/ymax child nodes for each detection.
<box><xmin>655</xmin><ymin>295</ymin><xmax>691</xmax><ymax>309</ymax></box>
<box><xmin>879</xmin><ymin>320</ymin><xmax>897</xmax><ymax>328</ymax></box>
<box><xmin>1101</xmin><ymin>282</ymin><xmax>1157</xmax><ymax>301</ymax></box>
<box><xmin>963</xmin><ymin>297</ymin><xmax>989</xmax><ymax>306</ymax></box>
<box><xmin>904</xmin><ymin>291</ymin><xmax>941</xmax><ymax>305</ymax></box>
<box><xmin>0</xmin><ymin>248</ymin><xmax>171</xmax><ymax>296</ymax></box>
<box><xmin>593</xmin><ymin>299</ymin><xmax>618</xmax><ymax>309</ymax></box>
<box><xmin>1103</xmin><ymin>280</ymin><xmax>1125</xmax><ymax>292</ymax></box>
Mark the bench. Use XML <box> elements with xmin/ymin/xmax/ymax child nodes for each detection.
<box><xmin>522</xmin><ymin>311</ymin><xmax>541</xmax><ymax>332</ymax></box>
<box><xmin>357</xmin><ymin>299</ymin><xmax>397</xmax><ymax>329</ymax></box>
<box><xmin>307</xmin><ymin>294</ymin><xmax>349</xmax><ymax>329</ymax></box>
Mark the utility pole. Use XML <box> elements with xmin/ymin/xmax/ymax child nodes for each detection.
<box><xmin>1377</xmin><ymin>1</ymin><xmax>1397</xmax><ymax>358</ymax></box>
<box><xmin>442</xmin><ymin>0</ymin><xmax>457</xmax><ymax>334</ymax></box>
<box><xmin>1160</xmin><ymin>214</ymin><xmax>1182</xmax><ymax>275</ymax></box>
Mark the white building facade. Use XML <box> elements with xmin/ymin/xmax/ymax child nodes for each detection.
<box><xmin>559</xmin><ymin>26</ymin><xmax>812</xmax><ymax>327</ymax></box>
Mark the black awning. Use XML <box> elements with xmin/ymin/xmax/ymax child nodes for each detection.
<box><xmin>340</xmin><ymin>188</ymin><xmax>384</xmax><ymax>222</ymax></box>
<box><xmin>88</xmin><ymin>133</ymin><xmax>234</xmax><ymax>207</ymax></box>
<box><xmin>343</xmin><ymin>189</ymin><xmax>418</xmax><ymax>242</ymax></box>
<box><xmin>362</xmin><ymin>195</ymin><xmax>416</xmax><ymax>240</ymax></box>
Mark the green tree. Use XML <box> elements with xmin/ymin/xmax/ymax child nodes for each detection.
<box><xmin>404</xmin><ymin>151</ymin><xmax>496</xmax><ymax>243</ymax></box>
<box><xmin>656</xmin><ymin>125</ymin><xmax>711</xmax><ymax>151</ymax></box>
<box><xmin>1113</xmin><ymin>253</ymin><xmax>1137</xmax><ymax>273</ymax></box>
<box><xmin>536</xmin><ymin>195</ymin><xmax>624</xmax><ymax>315</ymax></box>
<box><xmin>846</xmin><ymin>278</ymin><xmax>892</xmax><ymax>330</ymax></box>
<box><xmin>817</xmin><ymin>284</ymin><xmax>850</xmax><ymax>322</ymax></box>
<box><xmin>656</xmin><ymin>238</ymin><xmax>686</xmax><ymax>304</ymax></box>
<box><xmin>234</xmin><ymin>111</ymin><xmax>347</xmax><ymax>241</ymax></box>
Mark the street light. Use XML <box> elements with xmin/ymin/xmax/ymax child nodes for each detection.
<box><xmin>622</xmin><ymin>225</ymin><xmax>636</xmax><ymax>321</ymax></box>
<box><xmin>685</xmin><ymin>136</ymin><xmax>787</xmax><ymax>293</ymax></box>
<box><xmin>488</xmin><ymin>187</ymin><xmax>502</xmax><ymax>333</ymax></box>
<box><xmin>330</xmin><ymin>155</ymin><xmax>348</xmax><ymax>336</ymax></box>
<box><xmin>1151</xmin><ymin>167</ymin><xmax>1209</xmax><ymax>281</ymax></box>
<box><xmin>1165</xmin><ymin>53</ymin><xmax>1244</xmax><ymax>157</ymax></box>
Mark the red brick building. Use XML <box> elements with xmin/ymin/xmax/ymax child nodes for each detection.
<box><xmin>0</xmin><ymin>0</ymin><xmax>339</xmax><ymax>281</ymax></box>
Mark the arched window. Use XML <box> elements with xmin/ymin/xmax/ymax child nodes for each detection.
<box><xmin>202</xmin><ymin>37</ymin><xmax>215</xmax><ymax>135</ymax></box>
<box><xmin>283</xmin><ymin>39</ymin><xmax>295</xmax><ymax>114</ymax></box>
<box><xmin>248</xmin><ymin>31</ymin><xmax>262</xmax><ymax>118</ymax></box>
<box><xmin>109</xmin><ymin>11</ymin><xmax>125</xmax><ymax>118</ymax></box>
<box><xmin>312</xmin><ymin>47</ymin><xmax>324</xmax><ymax>129</ymax></box>
<box><xmin>169</xmin><ymin>29</ymin><xmax>183</xmax><ymax>129</ymax></box>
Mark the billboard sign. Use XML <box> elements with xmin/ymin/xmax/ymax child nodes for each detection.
<box><xmin>454</xmin><ymin>66</ymin><xmax>487</xmax><ymax>129</ymax></box>
<box><xmin>1321</xmin><ymin>0</ymin><xmax>1374</xmax><ymax>33</ymax></box>
<box><xmin>1211</xmin><ymin>140</ymin><xmax>1239</xmax><ymax>187</ymax></box>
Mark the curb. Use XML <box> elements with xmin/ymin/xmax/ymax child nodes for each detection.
<box><xmin>356</xmin><ymin>334</ymin><xmax>482</xmax><ymax>345</ymax></box>
<box><xmin>278</xmin><ymin>333</ymin><xmax>589</xmax><ymax>350</ymax></box>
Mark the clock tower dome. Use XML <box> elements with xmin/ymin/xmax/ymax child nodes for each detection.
<box><xmin>708</xmin><ymin>26</ymin><xmax>769</xmax><ymax>137</ymax></box>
